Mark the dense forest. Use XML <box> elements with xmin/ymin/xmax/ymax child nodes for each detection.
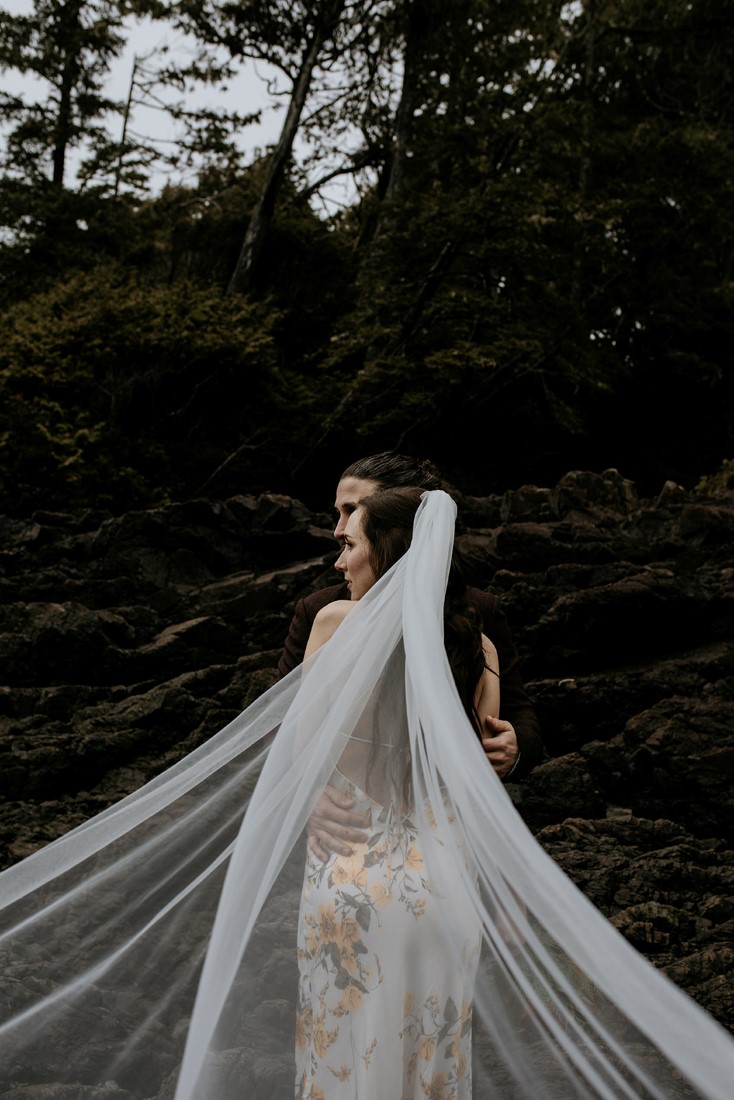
<box><xmin>0</xmin><ymin>0</ymin><xmax>732</xmax><ymax>516</ymax></box>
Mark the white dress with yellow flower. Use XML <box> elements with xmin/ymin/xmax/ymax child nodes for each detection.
<box><xmin>295</xmin><ymin>770</ymin><xmax>480</xmax><ymax>1100</ymax></box>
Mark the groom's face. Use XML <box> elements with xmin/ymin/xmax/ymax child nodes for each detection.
<box><xmin>333</xmin><ymin>477</ymin><xmax>380</xmax><ymax>541</ymax></box>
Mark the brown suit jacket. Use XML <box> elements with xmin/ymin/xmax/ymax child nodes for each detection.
<box><xmin>277</xmin><ymin>583</ymin><xmax>545</xmax><ymax>780</ymax></box>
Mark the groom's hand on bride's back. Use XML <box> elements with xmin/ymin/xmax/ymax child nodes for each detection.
<box><xmin>307</xmin><ymin>786</ymin><xmax>370</xmax><ymax>860</ymax></box>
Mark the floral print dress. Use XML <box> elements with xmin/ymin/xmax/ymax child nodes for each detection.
<box><xmin>295</xmin><ymin>771</ymin><xmax>480</xmax><ymax>1100</ymax></box>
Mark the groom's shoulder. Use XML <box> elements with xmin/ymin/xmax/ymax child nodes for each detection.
<box><xmin>467</xmin><ymin>585</ymin><xmax>503</xmax><ymax>619</ymax></box>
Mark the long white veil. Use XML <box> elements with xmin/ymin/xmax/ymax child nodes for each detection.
<box><xmin>1</xmin><ymin>490</ymin><xmax>733</xmax><ymax>1099</ymax></box>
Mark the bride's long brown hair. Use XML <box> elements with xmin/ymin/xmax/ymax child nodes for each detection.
<box><xmin>359</xmin><ymin>487</ymin><xmax>488</xmax><ymax>735</ymax></box>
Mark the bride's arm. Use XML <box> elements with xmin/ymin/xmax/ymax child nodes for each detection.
<box><xmin>474</xmin><ymin>634</ymin><xmax>501</xmax><ymax>724</ymax></box>
<box><xmin>475</xmin><ymin>633</ymin><xmax>525</xmax><ymax>779</ymax></box>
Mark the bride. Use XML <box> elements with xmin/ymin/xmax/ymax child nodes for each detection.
<box><xmin>0</xmin><ymin>489</ymin><xmax>733</xmax><ymax>1100</ymax></box>
<box><xmin>295</xmin><ymin>486</ymin><xmax>500</xmax><ymax>1098</ymax></box>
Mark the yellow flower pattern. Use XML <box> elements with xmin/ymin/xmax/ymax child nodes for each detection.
<box><xmin>295</xmin><ymin>775</ymin><xmax>478</xmax><ymax>1099</ymax></box>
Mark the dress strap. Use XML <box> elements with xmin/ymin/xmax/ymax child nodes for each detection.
<box><xmin>337</xmin><ymin>730</ymin><xmax>399</xmax><ymax>749</ymax></box>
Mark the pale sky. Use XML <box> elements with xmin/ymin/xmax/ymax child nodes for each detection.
<box><xmin>1</xmin><ymin>2</ymin><xmax>364</xmax><ymax>215</ymax></box>
<box><xmin>1</xmin><ymin>2</ymin><xmax>308</xmax><ymax>197</ymax></box>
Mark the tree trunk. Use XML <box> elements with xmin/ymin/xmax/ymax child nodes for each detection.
<box><xmin>357</xmin><ymin>0</ymin><xmax>428</xmax><ymax>251</ymax></box>
<box><xmin>114</xmin><ymin>54</ymin><xmax>140</xmax><ymax>198</ymax></box>
<box><xmin>51</xmin><ymin>0</ymin><xmax>86</xmax><ymax>188</ymax></box>
<box><xmin>572</xmin><ymin>0</ymin><xmax>596</xmax><ymax>304</ymax></box>
<box><xmin>382</xmin><ymin>0</ymin><xmax>425</xmax><ymax>204</ymax></box>
<box><xmin>226</xmin><ymin>0</ymin><xmax>346</xmax><ymax>296</ymax></box>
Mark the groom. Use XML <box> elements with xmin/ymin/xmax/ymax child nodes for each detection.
<box><xmin>279</xmin><ymin>451</ymin><xmax>546</xmax><ymax>857</ymax></box>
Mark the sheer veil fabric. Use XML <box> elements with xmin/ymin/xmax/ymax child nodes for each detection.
<box><xmin>1</xmin><ymin>490</ymin><xmax>733</xmax><ymax>1099</ymax></box>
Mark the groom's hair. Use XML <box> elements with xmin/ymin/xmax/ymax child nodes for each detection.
<box><xmin>340</xmin><ymin>451</ymin><xmax>443</xmax><ymax>491</ymax></box>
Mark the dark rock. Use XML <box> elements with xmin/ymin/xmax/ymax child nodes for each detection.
<box><xmin>0</xmin><ymin>477</ymin><xmax>733</xmax><ymax>1039</ymax></box>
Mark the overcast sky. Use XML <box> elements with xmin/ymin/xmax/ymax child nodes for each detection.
<box><xmin>2</xmin><ymin>1</ymin><xmax>363</xmax><ymax>215</ymax></box>
<box><xmin>2</xmin><ymin>1</ymin><xmax>285</xmax><ymax>189</ymax></box>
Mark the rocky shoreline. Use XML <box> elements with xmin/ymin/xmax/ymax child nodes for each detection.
<box><xmin>1</xmin><ymin>469</ymin><xmax>733</xmax><ymax>1034</ymax></box>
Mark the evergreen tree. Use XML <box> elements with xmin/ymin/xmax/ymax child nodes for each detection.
<box><xmin>169</xmin><ymin>0</ymin><xmax>391</xmax><ymax>293</ymax></box>
<box><xmin>0</xmin><ymin>0</ymin><xmax>731</xmax><ymax>510</ymax></box>
<box><xmin>301</xmin><ymin>0</ymin><xmax>734</xmax><ymax>493</ymax></box>
<box><xmin>0</xmin><ymin>0</ymin><xmax>130</xmax><ymax>297</ymax></box>
<box><xmin>0</xmin><ymin>0</ymin><xmax>126</xmax><ymax>188</ymax></box>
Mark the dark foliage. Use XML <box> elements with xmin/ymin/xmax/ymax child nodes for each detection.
<box><xmin>0</xmin><ymin>0</ymin><xmax>732</xmax><ymax>514</ymax></box>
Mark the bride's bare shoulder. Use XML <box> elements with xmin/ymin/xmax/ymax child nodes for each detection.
<box><xmin>314</xmin><ymin>600</ymin><xmax>353</xmax><ymax>629</ymax></box>
<box><xmin>305</xmin><ymin>600</ymin><xmax>354</xmax><ymax>659</ymax></box>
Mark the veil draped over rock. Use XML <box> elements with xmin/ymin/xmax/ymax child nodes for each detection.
<box><xmin>1</xmin><ymin>490</ymin><xmax>733</xmax><ymax>1099</ymax></box>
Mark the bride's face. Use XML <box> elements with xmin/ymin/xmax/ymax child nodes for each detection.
<box><xmin>335</xmin><ymin>508</ymin><xmax>376</xmax><ymax>600</ymax></box>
